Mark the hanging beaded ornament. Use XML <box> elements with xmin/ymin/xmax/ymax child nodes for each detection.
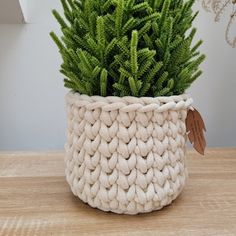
<box><xmin>201</xmin><ymin>0</ymin><xmax>236</xmax><ymax>47</ymax></box>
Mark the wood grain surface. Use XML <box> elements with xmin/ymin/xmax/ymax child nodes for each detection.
<box><xmin>0</xmin><ymin>148</ymin><xmax>235</xmax><ymax>236</ymax></box>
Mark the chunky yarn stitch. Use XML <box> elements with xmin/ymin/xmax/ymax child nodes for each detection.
<box><xmin>65</xmin><ymin>92</ymin><xmax>193</xmax><ymax>215</ymax></box>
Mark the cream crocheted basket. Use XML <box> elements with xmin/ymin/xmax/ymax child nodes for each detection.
<box><xmin>65</xmin><ymin>92</ymin><xmax>193</xmax><ymax>215</ymax></box>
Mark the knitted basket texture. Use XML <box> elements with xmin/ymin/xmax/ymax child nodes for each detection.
<box><xmin>65</xmin><ymin>92</ymin><xmax>193</xmax><ymax>214</ymax></box>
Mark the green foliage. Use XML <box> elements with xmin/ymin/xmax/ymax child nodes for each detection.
<box><xmin>51</xmin><ymin>0</ymin><xmax>205</xmax><ymax>97</ymax></box>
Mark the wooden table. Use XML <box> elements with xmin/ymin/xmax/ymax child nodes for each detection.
<box><xmin>0</xmin><ymin>148</ymin><xmax>236</xmax><ymax>236</ymax></box>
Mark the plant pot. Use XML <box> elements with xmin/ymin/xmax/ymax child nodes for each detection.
<box><xmin>65</xmin><ymin>92</ymin><xmax>193</xmax><ymax>215</ymax></box>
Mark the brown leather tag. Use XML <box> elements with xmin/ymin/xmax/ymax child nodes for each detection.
<box><xmin>186</xmin><ymin>108</ymin><xmax>206</xmax><ymax>155</ymax></box>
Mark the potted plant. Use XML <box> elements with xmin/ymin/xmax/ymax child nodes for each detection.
<box><xmin>50</xmin><ymin>0</ymin><xmax>205</xmax><ymax>215</ymax></box>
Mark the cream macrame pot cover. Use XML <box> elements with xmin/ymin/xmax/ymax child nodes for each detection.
<box><xmin>65</xmin><ymin>92</ymin><xmax>193</xmax><ymax>215</ymax></box>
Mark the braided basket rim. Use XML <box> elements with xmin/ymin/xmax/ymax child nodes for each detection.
<box><xmin>66</xmin><ymin>91</ymin><xmax>193</xmax><ymax>104</ymax></box>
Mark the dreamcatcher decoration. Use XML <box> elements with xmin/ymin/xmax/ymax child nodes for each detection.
<box><xmin>200</xmin><ymin>0</ymin><xmax>236</xmax><ymax>47</ymax></box>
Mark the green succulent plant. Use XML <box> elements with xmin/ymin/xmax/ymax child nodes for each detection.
<box><xmin>50</xmin><ymin>0</ymin><xmax>205</xmax><ymax>97</ymax></box>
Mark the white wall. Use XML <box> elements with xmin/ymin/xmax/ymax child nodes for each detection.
<box><xmin>190</xmin><ymin>4</ymin><xmax>236</xmax><ymax>147</ymax></box>
<box><xmin>0</xmin><ymin>1</ymin><xmax>235</xmax><ymax>150</ymax></box>
<box><xmin>0</xmin><ymin>0</ymin><xmax>66</xmax><ymax>150</ymax></box>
